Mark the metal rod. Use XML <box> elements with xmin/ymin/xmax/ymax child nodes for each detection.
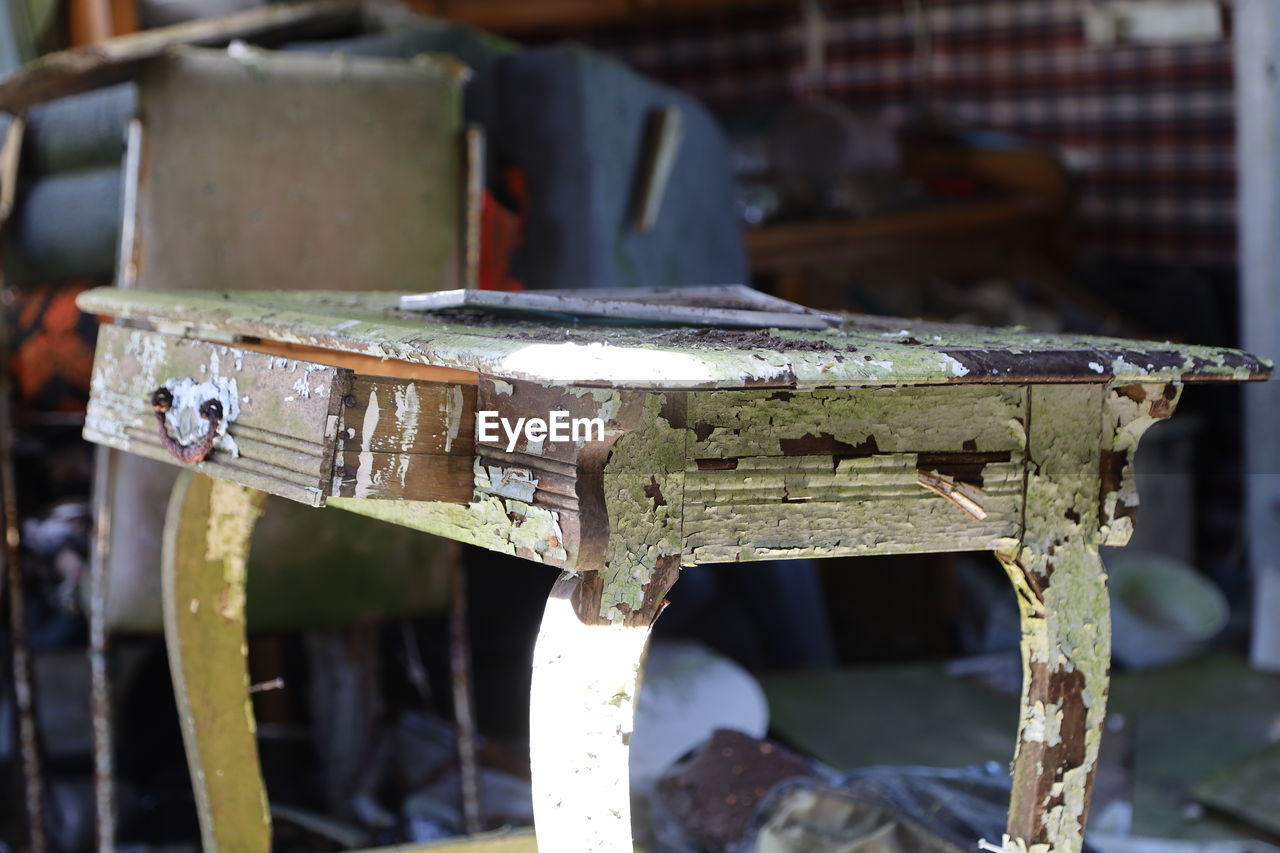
<box><xmin>89</xmin><ymin>447</ymin><xmax>116</xmax><ymax>853</ymax></box>
<box><xmin>448</xmin><ymin>541</ymin><xmax>482</xmax><ymax>834</ymax></box>
<box><xmin>0</xmin><ymin>112</ymin><xmax>44</xmax><ymax>853</ymax></box>
<box><xmin>462</xmin><ymin>124</ymin><xmax>485</xmax><ymax>291</ymax></box>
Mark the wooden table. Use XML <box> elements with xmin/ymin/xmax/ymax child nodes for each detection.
<box><xmin>77</xmin><ymin>287</ymin><xmax>1270</xmax><ymax>853</ymax></box>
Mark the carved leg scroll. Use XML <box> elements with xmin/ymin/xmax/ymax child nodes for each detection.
<box><xmin>529</xmin><ymin>565</ymin><xmax>678</xmax><ymax>853</ymax></box>
<box><xmin>995</xmin><ymin>385</ymin><xmax>1111</xmax><ymax>853</ymax></box>
<box><xmin>161</xmin><ymin>472</ymin><xmax>269</xmax><ymax>852</ymax></box>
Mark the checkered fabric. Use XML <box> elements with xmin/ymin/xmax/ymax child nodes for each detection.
<box><xmin>575</xmin><ymin>0</ymin><xmax>1236</xmax><ymax>267</ymax></box>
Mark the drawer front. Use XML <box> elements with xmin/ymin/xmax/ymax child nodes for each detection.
<box><xmin>683</xmin><ymin>385</ymin><xmax>1028</xmax><ymax>562</ymax></box>
<box><xmin>86</xmin><ymin>324</ymin><xmax>346</xmax><ymax>505</ymax></box>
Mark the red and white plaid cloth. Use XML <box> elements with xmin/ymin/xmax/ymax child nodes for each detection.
<box><xmin>575</xmin><ymin>0</ymin><xmax>1236</xmax><ymax>267</ymax></box>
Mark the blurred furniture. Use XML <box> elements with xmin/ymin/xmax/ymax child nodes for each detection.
<box><xmin>490</xmin><ymin>43</ymin><xmax>747</xmax><ymax>290</ymax></box>
<box><xmin>748</xmin><ymin>129</ymin><xmax>1075</xmax><ymax>310</ymax></box>
<box><xmin>0</xmin><ymin>16</ymin><xmax>473</xmax><ymax>848</ymax></box>
<box><xmin>78</xmin><ymin>284</ymin><xmax>1269</xmax><ymax>853</ymax></box>
<box><xmin>105</xmin><ymin>42</ymin><xmax>468</xmax><ymax>849</ymax></box>
<box><xmin>95</xmin><ymin>38</ymin><xmax>466</xmax><ymax>617</ymax></box>
<box><xmin>404</xmin><ymin>0</ymin><xmax>781</xmax><ymax>32</ymax></box>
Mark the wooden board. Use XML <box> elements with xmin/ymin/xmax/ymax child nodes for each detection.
<box><xmin>0</xmin><ymin>1</ymin><xmax>362</xmax><ymax>112</ymax></box>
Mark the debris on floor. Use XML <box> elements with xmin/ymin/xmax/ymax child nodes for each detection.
<box><xmin>652</xmin><ymin>729</ymin><xmax>817</xmax><ymax>852</ymax></box>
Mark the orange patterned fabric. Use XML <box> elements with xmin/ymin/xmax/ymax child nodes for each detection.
<box><xmin>11</xmin><ymin>281</ymin><xmax>101</xmax><ymax>412</ymax></box>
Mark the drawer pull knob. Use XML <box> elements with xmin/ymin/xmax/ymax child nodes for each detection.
<box><xmin>151</xmin><ymin>387</ymin><xmax>223</xmax><ymax>464</ymax></box>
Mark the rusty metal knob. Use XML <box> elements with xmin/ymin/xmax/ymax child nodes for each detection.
<box><xmin>151</xmin><ymin>386</ymin><xmax>222</xmax><ymax>463</ymax></box>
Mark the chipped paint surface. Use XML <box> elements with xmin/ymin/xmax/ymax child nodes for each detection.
<box><xmin>85</xmin><ymin>324</ymin><xmax>341</xmax><ymax>505</ymax></box>
<box><xmin>996</xmin><ymin>384</ymin><xmax>1111</xmax><ymax>853</ymax></box>
<box><xmin>684</xmin><ymin>451</ymin><xmax>1024</xmax><ymax>562</ymax></box>
<box><xmin>330</xmin><ymin>456</ymin><xmax>568</xmax><ymax>567</ymax></box>
<box><xmin>444</xmin><ymin>385</ymin><xmax>464</xmax><ymax>452</ymax></box>
<box><xmin>162</xmin><ymin>376</ymin><xmax>242</xmax><ymax>457</ymax></box>
<box><xmin>79</xmin><ymin>287</ymin><xmax>1246</xmax><ymax>853</ymax></box>
<box><xmin>77</xmin><ymin>288</ymin><xmax>1272</xmax><ymax>390</ymax></box>
<box><xmin>598</xmin><ymin>394</ymin><xmax>686</xmax><ymax>622</ymax></box>
<box><xmin>689</xmin><ymin>385</ymin><xmax>1027</xmax><ymax>456</ymax></box>
<box><xmin>120</xmin><ymin>356</ymin><xmax>1193</xmax><ymax>853</ymax></box>
<box><xmin>162</xmin><ymin>473</ymin><xmax>270</xmax><ymax>852</ymax></box>
<box><xmin>332</xmin><ymin>376</ymin><xmax>476</xmax><ymax>505</ymax></box>
<box><xmin>204</xmin><ymin>478</ymin><xmax>263</xmax><ymax>621</ymax></box>
<box><xmin>355</xmin><ymin>387</ymin><xmax>381</xmax><ymax>497</ymax></box>
<box><xmin>1099</xmin><ymin>383</ymin><xmax>1182</xmax><ymax>546</ymax></box>
<box><xmin>680</xmin><ymin>385</ymin><xmax>1026</xmax><ymax>562</ymax></box>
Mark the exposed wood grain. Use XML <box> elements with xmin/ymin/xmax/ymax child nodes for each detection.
<box><xmin>0</xmin><ymin>1</ymin><xmax>361</xmax><ymax>112</ymax></box>
<box><xmin>917</xmin><ymin>469</ymin><xmax>989</xmax><ymax>520</ymax></box>
<box><xmin>333</xmin><ymin>452</ymin><xmax>473</xmax><ymax>503</ymax></box>
<box><xmin>235</xmin><ymin>338</ymin><xmax>480</xmax><ymax>385</ymax></box>
<box><xmin>340</xmin><ymin>377</ymin><xmax>475</xmax><ymax>455</ymax></box>
<box><xmin>683</xmin><ymin>451</ymin><xmax>1023</xmax><ymax>563</ymax></box>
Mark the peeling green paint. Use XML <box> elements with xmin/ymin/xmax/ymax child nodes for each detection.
<box><xmin>77</xmin><ymin>289</ymin><xmax>1271</xmax><ymax>390</ymax></box>
<box><xmin>598</xmin><ymin>394</ymin><xmax>685</xmax><ymax>622</ymax></box>
<box><xmin>997</xmin><ymin>385</ymin><xmax>1111</xmax><ymax>853</ymax></box>
<box><xmin>689</xmin><ymin>385</ymin><xmax>1027</xmax><ymax>456</ymax></box>
<box><xmin>1099</xmin><ymin>383</ymin><xmax>1182</xmax><ymax>546</ymax></box>
<box><xmin>205</xmin><ymin>478</ymin><xmax>263</xmax><ymax>621</ymax></box>
<box><xmin>328</xmin><ymin>450</ymin><xmax>568</xmax><ymax>565</ymax></box>
<box><xmin>330</xmin><ymin>492</ymin><xmax>568</xmax><ymax>565</ymax></box>
<box><xmin>684</xmin><ymin>451</ymin><xmax>1025</xmax><ymax>562</ymax></box>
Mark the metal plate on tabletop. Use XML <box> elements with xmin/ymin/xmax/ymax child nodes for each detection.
<box><xmin>397</xmin><ymin>285</ymin><xmax>843</xmax><ymax>330</ymax></box>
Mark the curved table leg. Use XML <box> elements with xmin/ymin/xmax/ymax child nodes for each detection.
<box><xmin>530</xmin><ymin>567</ymin><xmax>677</xmax><ymax>853</ymax></box>
<box><xmin>996</xmin><ymin>540</ymin><xmax>1108</xmax><ymax>853</ymax></box>
<box><xmin>995</xmin><ymin>384</ymin><xmax>1112</xmax><ymax>853</ymax></box>
<box><xmin>162</xmin><ymin>471</ymin><xmax>270</xmax><ymax>853</ymax></box>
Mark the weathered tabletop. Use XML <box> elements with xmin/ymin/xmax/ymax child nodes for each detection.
<box><xmin>78</xmin><ymin>287</ymin><xmax>1271</xmax><ymax>853</ymax></box>
<box><xmin>80</xmin><ymin>287</ymin><xmax>1266</xmax><ymax>388</ymax></box>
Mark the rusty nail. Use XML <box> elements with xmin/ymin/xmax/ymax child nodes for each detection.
<box><xmin>342</xmin><ymin>394</ymin><xmax>357</xmax><ymax>408</ymax></box>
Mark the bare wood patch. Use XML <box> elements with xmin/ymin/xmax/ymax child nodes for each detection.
<box><xmin>917</xmin><ymin>469</ymin><xmax>988</xmax><ymax>521</ymax></box>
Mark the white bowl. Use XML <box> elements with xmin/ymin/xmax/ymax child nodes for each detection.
<box><xmin>1107</xmin><ymin>553</ymin><xmax>1229</xmax><ymax>671</ymax></box>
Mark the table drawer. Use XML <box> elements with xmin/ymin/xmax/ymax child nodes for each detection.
<box><xmin>84</xmin><ymin>325</ymin><xmax>475</xmax><ymax>506</ymax></box>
